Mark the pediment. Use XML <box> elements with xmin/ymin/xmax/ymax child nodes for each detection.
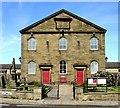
<box><xmin>20</xmin><ymin>9</ymin><xmax>106</xmax><ymax>34</ymax></box>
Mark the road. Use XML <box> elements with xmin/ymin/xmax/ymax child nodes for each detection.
<box><xmin>1</xmin><ymin>104</ymin><xmax>119</xmax><ymax>108</ymax></box>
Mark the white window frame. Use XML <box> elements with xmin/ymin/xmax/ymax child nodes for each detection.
<box><xmin>28</xmin><ymin>37</ymin><xmax>36</xmax><ymax>50</ymax></box>
<box><xmin>28</xmin><ymin>61</ymin><xmax>36</xmax><ymax>74</ymax></box>
<box><xmin>59</xmin><ymin>60</ymin><xmax>67</xmax><ymax>74</ymax></box>
<box><xmin>59</xmin><ymin>37</ymin><xmax>67</xmax><ymax>50</ymax></box>
<box><xmin>90</xmin><ymin>61</ymin><xmax>98</xmax><ymax>74</ymax></box>
<box><xmin>90</xmin><ymin>37</ymin><xmax>98</xmax><ymax>50</ymax></box>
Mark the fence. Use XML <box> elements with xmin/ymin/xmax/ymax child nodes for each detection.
<box><xmin>72</xmin><ymin>82</ymin><xmax>119</xmax><ymax>101</ymax></box>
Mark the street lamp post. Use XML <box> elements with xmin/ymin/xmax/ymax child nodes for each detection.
<box><xmin>19</xmin><ymin>57</ymin><xmax>21</xmax><ymax>63</ymax></box>
<box><xmin>105</xmin><ymin>57</ymin><xmax>108</xmax><ymax>62</ymax></box>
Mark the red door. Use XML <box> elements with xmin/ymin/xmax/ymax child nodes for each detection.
<box><xmin>42</xmin><ymin>69</ymin><xmax>50</xmax><ymax>84</ymax></box>
<box><xmin>76</xmin><ymin>69</ymin><xmax>84</xmax><ymax>85</ymax></box>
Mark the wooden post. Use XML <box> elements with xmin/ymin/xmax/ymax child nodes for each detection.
<box><xmin>106</xmin><ymin>78</ymin><xmax>107</xmax><ymax>92</ymax></box>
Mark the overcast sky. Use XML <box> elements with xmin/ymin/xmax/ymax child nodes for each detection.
<box><xmin>1</xmin><ymin>2</ymin><xmax>118</xmax><ymax>64</ymax></box>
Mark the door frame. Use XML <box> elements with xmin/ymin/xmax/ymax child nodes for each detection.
<box><xmin>40</xmin><ymin>67</ymin><xmax>52</xmax><ymax>84</ymax></box>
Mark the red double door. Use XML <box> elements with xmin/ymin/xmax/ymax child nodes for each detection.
<box><xmin>76</xmin><ymin>69</ymin><xmax>84</xmax><ymax>85</ymax></box>
<box><xmin>42</xmin><ymin>69</ymin><xmax>50</xmax><ymax>84</ymax></box>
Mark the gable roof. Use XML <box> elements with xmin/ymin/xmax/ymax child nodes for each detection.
<box><xmin>105</xmin><ymin>62</ymin><xmax>120</xmax><ymax>68</ymax></box>
<box><xmin>20</xmin><ymin>9</ymin><xmax>107</xmax><ymax>34</ymax></box>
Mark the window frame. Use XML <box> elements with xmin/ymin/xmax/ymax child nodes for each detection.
<box><xmin>28</xmin><ymin>61</ymin><xmax>36</xmax><ymax>75</ymax></box>
<box><xmin>90</xmin><ymin>37</ymin><xmax>98</xmax><ymax>50</ymax></box>
<box><xmin>59</xmin><ymin>37</ymin><xmax>67</xmax><ymax>50</ymax></box>
<box><xmin>28</xmin><ymin>37</ymin><xmax>36</xmax><ymax>50</ymax></box>
<box><xmin>90</xmin><ymin>61</ymin><xmax>98</xmax><ymax>74</ymax></box>
<box><xmin>59</xmin><ymin>60</ymin><xmax>67</xmax><ymax>74</ymax></box>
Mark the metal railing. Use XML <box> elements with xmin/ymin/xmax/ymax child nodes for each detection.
<box><xmin>42</xmin><ymin>83</ymin><xmax>59</xmax><ymax>99</ymax></box>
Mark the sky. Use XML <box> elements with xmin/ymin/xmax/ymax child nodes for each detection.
<box><xmin>0</xmin><ymin>2</ymin><xmax>119</xmax><ymax>64</ymax></box>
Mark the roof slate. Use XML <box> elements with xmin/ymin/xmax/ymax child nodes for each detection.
<box><xmin>105</xmin><ymin>62</ymin><xmax>120</xmax><ymax>68</ymax></box>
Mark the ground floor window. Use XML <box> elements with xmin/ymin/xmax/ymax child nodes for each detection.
<box><xmin>59</xmin><ymin>60</ymin><xmax>67</xmax><ymax>74</ymax></box>
<box><xmin>90</xmin><ymin>61</ymin><xmax>98</xmax><ymax>74</ymax></box>
<box><xmin>28</xmin><ymin>61</ymin><xmax>36</xmax><ymax>74</ymax></box>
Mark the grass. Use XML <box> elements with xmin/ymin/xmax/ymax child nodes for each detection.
<box><xmin>96</xmin><ymin>86</ymin><xmax>120</xmax><ymax>92</ymax></box>
<box><xmin>107</xmin><ymin>86</ymin><xmax>120</xmax><ymax>92</ymax></box>
<box><xmin>5</xmin><ymin>85</ymin><xmax>12</xmax><ymax>90</ymax></box>
<box><xmin>28</xmin><ymin>87</ymin><xmax>34</xmax><ymax>91</ymax></box>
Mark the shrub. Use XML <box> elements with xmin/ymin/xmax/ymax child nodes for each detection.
<box><xmin>28</xmin><ymin>81</ymin><xmax>42</xmax><ymax>87</ymax></box>
<box><xmin>82</xmin><ymin>81</ymin><xmax>88</xmax><ymax>93</ymax></box>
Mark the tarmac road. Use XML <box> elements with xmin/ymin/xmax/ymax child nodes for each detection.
<box><xmin>0</xmin><ymin>98</ymin><xmax>119</xmax><ymax>108</ymax></box>
<box><xmin>1</xmin><ymin>104</ymin><xmax>119</xmax><ymax>108</ymax></box>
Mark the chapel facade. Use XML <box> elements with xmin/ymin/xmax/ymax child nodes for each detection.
<box><xmin>20</xmin><ymin>9</ymin><xmax>107</xmax><ymax>85</ymax></box>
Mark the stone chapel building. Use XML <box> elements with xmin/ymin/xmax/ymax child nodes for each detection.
<box><xmin>20</xmin><ymin>9</ymin><xmax>107</xmax><ymax>85</ymax></box>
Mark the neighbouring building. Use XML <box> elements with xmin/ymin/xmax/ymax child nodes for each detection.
<box><xmin>0</xmin><ymin>64</ymin><xmax>21</xmax><ymax>74</ymax></box>
<box><xmin>106</xmin><ymin>62</ymin><xmax>120</xmax><ymax>73</ymax></box>
<box><xmin>106</xmin><ymin>62</ymin><xmax>120</xmax><ymax>86</ymax></box>
<box><xmin>0</xmin><ymin>64</ymin><xmax>21</xmax><ymax>88</ymax></box>
<box><xmin>20</xmin><ymin>9</ymin><xmax>107</xmax><ymax>85</ymax></box>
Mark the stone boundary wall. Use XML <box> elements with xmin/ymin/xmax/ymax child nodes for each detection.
<box><xmin>0</xmin><ymin>87</ymin><xmax>42</xmax><ymax>100</ymax></box>
<box><xmin>75</xmin><ymin>87</ymin><xmax>120</xmax><ymax>101</ymax></box>
<box><xmin>0</xmin><ymin>87</ymin><xmax>119</xmax><ymax>101</ymax></box>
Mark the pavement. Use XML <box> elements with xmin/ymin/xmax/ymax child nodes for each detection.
<box><xmin>0</xmin><ymin>98</ymin><xmax>119</xmax><ymax>107</ymax></box>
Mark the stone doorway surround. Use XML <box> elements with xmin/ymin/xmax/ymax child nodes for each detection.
<box><xmin>73</xmin><ymin>63</ymin><xmax>87</xmax><ymax>84</ymax></box>
<box><xmin>39</xmin><ymin>64</ymin><xmax>53</xmax><ymax>84</ymax></box>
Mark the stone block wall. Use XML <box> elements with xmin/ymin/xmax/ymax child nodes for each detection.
<box><xmin>75</xmin><ymin>89</ymin><xmax>119</xmax><ymax>101</ymax></box>
<box><xmin>0</xmin><ymin>87</ymin><xmax>41</xmax><ymax>100</ymax></box>
<box><xmin>21</xmin><ymin>12</ymin><xmax>106</xmax><ymax>83</ymax></box>
<box><xmin>33</xmin><ymin>87</ymin><xmax>42</xmax><ymax>100</ymax></box>
<box><xmin>21</xmin><ymin>32</ymin><xmax>105</xmax><ymax>83</ymax></box>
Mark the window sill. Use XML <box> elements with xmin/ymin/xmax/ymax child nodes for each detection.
<box><xmin>28</xmin><ymin>50</ymin><xmax>36</xmax><ymax>52</ymax></box>
<box><xmin>90</xmin><ymin>49</ymin><xmax>99</xmax><ymax>51</ymax></box>
<box><xmin>59</xmin><ymin>73</ymin><xmax>67</xmax><ymax>75</ymax></box>
<box><xmin>28</xmin><ymin>74</ymin><xmax>36</xmax><ymax>76</ymax></box>
<box><xmin>59</xmin><ymin>49</ymin><xmax>67</xmax><ymax>51</ymax></box>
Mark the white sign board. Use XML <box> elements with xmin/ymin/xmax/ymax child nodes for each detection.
<box><xmin>2</xmin><ymin>91</ymin><xmax>12</xmax><ymax>95</ymax></box>
<box><xmin>88</xmin><ymin>79</ymin><xmax>97</xmax><ymax>85</ymax></box>
<box><xmin>88</xmin><ymin>78</ymin><xmax>107</xmax><ymax>85</ymax></box>
<box><xmin>97</xmin><ymin>79</ymin><xmax>106</xmax><ymax>85</ymax></box>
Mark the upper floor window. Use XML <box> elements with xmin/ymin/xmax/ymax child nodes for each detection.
<box><xmin>90</xmin><ymin>37</ymin><xmax>98</xmax><ymax>50</ymax></box>
<box><xmin>28</xmin><ymin>37</ymin><xmax>36</xmax><ymax>50</ymax></box>
<box><xmin>28</xmin><ymin>61</ymin><xmax>36</xmax><ymax>74</ymax></box>
<box><xmin>90</xmin><ymin>61</ymin><xmax>98</xmax><ymax>74</ymax></box>
<box><xmin>59</xmin><ymin>37</ymin><xmax>67</xmax><ymax>50</ymax></box>
<box><xmin>59</xmin><ymin>60</ymin><xmax>67</xmax><ymax>74</ymax></box>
